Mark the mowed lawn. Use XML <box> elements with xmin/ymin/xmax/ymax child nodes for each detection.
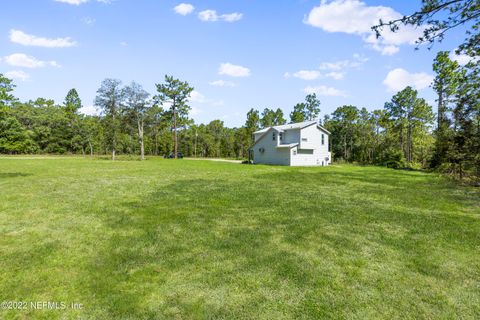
<box><xmin>0</xmin><ymin>158</ymin><xmax>479</xmax><ymax>319</ymax></box>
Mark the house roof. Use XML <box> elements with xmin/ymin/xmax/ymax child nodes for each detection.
<box><xmin>276</xmin><ymin>143</ymin><xmax>299</xmax><ymax>149</ymax></box>
<box><xmin>251</xmin><ymin>120</ymin><xmax>331</xmax><ymax>149</ymax></box>
<box><xmin>254</xmin><ymin>127</ymin><xmax>270</xmax><ymax>134</ymax></box>
<box><xmin>253</xmin><ymin>120</ymin><xmax>330</xmax><ymax>135</ymax></box>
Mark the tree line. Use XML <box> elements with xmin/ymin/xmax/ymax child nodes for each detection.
<box><xmin>324</xmin><ymin>50</ymin><xmax>479</xmax><ymax>183</ymax></box>
<box><xmin>0</xmin><ymin>73</ymin><xmax>322</xmax><ymax>159</ymax></box>
<box><xmin>371</xmin><ymin>0</ymin><xmax>480</xmax><ymax>182</ymax></box>
<box><xmin>0</xmin><ymin>52</ymin><xmax>478</xmax><ymax>182</ymax></box>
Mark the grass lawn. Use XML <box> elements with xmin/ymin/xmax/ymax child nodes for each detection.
<box><xmin>0</xmin><ymin>157</ymin><xmax>479</xmax><ymax>319</ymax></box>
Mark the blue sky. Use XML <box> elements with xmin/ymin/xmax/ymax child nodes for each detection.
<box><xmin>0</xmin><ymin>0</ymin><xmax>471</xmax><ymax>127</ymax></box>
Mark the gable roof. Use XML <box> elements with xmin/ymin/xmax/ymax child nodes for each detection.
<box><xmin>251</xmin><ymin>120</ymin><xmax>330</xmax><ymax>148</ymax></box>
<box><xmin>276</xmin><ymin>143</ymin><xmax>299</xmax><ymax>149</ymax></box>
<box><xmin>253</xmin><ymin>120</ymin><xmax>330</xmax><ymax>135</ymax></box>
<box><xmin>252</xmin><ymin>127</ymin><xmax>274</xmax><ymax>147</ymax></box>
<box><xmin>253</xmin><ymin>120</ymin><xmax>314</xmax><ymax>135</ymax></box>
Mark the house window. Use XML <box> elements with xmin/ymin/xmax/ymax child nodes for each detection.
<box><xmin>279</xmin><ymin>132</ymin><xmax>283</xmax><ymax>141</ymax></box>
<box><xmin>272</xmin><ymin>132</ymin><xmax>276</xmax><ymax>140</ymax></box>
<box><xmin>302</xmin><ymin>138</ymin><xmax>308</xmax><ymax>142</ymax></box>
<box><xmin>298</xmin><ymin>149</ymin><xmax>313</xmax><ymax>155</ymax></box>
<box><xmin>321</xmin><ymin>134</ymin><xmax>325</xmax><ymax>145</ymax></box>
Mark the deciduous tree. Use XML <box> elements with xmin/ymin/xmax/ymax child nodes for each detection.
<box><xmin>290</xmin><ymin>103</ymin><xmax>306</xmax><ymax>123</ymax></box>
<box><xmin>123</xmin><ymin>82</ymin><xmax>150</xmax><ymax>160</ymax></box>
<box><xmin>261</xmin><ymin>108</ymin><xmax>286</xmax><ymax>127</ymax></box>
<box><xmin>95</xmin><ymin>79</ymin><xmax>123</xmax><ymax>160</ymax></box>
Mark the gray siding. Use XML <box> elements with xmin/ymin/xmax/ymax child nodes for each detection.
<box><xmin>291</xmin><ymin>125</ymin><xmax>331</xmax><ymax>166</ymax></box>
<box><xmin>252</xmin><ymin>124</ymin><xmax>331</xmax><ymax>166</ymax></box>
<box><xmin>253</xmin><ymin>130</ymin><xmax>290</xmax><ymax>165</ymax></box>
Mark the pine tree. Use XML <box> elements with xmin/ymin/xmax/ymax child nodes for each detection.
<box><xmin>155</xmin><ymin>75</ymin><xmax>193</xmax><ymax>159</ymax></box>
<box><xmin>385</xmin><ymin>87</ymin><xmax>434</xmax><ymax>164</ymax></box>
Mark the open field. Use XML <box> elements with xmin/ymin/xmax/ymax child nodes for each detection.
<box><xmin>0</xmin><ymin>157</ymin><xmax>479</xmax><ymax>319</ymax></box>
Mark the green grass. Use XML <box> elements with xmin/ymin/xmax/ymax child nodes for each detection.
<box><xmin>0</xmin><ymin>157</ymin><xmax>479</xmax><ymax>319</ymax></box>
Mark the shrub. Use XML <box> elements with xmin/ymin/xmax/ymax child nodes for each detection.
<box><xmin>377</xmin><ymin>148</ymin><xmax>407</xmax><ymax>169</ymax></box>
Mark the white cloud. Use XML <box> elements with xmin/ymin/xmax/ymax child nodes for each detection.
<box><xmin>449</xmin><ymin>49</ymin><xmax>476</xmax><ymax>66</ymax></box>
<box><xmin>209</xmin><ymin>80</ymin><xmax>235</xmax><ymax>87</ymax></box>
<box><xmin>221</xmin><ymin>12</ymin><xmax>243</xmax><ymax>22</ymax></box>
<box><xmin>189</xmin><ymin>90</ymin><xmax>206</xmax><ymax>103</ymax></box>
<box><xmin>318</xmin><ymin>61</ymin><xmax>345</xmax><ymax>70</ymax></box>
<box><xmin>120</xmin><ymin>41</ymin><xmax>128</xmax><ymax>47</ymax></box>
<box><xmin>188</xmin><ymin>91</ymin><xmax>223</xmax><ymax>109</ymax></box>
<box><xmin>174</xmin><ymin>3</ymin><xmax>194</xmax><ymax>16</ymax></box>
<box><xmin>4</xmin><ymin>53</ymin><xmax>60</xmax><ymax>68</ymax></box>
<box><xmin>319</xmin><ymin>54</ymin><xmax>368</xmax><ymax>70</ymax></box>
<box><xmin>286</xmin><ymin>69</ymin><xmax>345</xmax><ymax>81</ymax></box>
<box><xmin>5</xmin><ymin>70</ymin><xmax>30</xmax><ymax>81</ymax></box>
<box><xmin>305</xmin><ymin>0</ymin><xmax>424</xmax><ymax>55</ymax></box>
<box><xmin>325</xmin><ymin>72</ymin><xmax>345</xmax><ymax>80</ymax></box>
<box><xmin>79</xmin><ymin>105</ymin><xmax>98</xmax><ymax>116</ymax></box>
<box><xmin>291</xmin><ymin>70</ymin><xmax>322</xmax><ymax>80</ymax></box>
<box><xmin>378</xmin><ymin>45</ymin><xmax>400</xmax><ymax>56</ymax></box>
<box><xmin>304</xmin><ymin>85</ymin><xmax>346</xmax><ymax>97</ymax></box>
<box><xmin>286</xmin><ymin>54</ymin><xmax>365</xmax><ymax>81</ymax></box>
<box><xmin>198</xmin><ymin>10</ymin><xmax>243</xmax><ymax>22</ymax></box>
<box><xmin>198</xmin><ymin>10</ymin><xmax>217</xmax><ymax>21</ymax></box>
<box><xmin>190</xmin><ymin>106</ymin><xmax>202</xmax><ymax>115</ymax></box>
<box><xmin>9</xmin><ymin>29</ymin><xmax>77</xmax><ymax>48</ymax></box>
<box><xmin>218</xmin><ymin>63</ymin><xmax>251</xmax><ymax>77</ymax></box>
<box><xmin>383</xmin><ymin>68</ymin><xmax>433</xmax><ymax>92</ymax></box>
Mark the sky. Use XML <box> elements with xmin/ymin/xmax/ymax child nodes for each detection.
<box><xmin>0</xmin><ymin>0</ymin><xmax>472</xmax><ymax>127</ymax></box>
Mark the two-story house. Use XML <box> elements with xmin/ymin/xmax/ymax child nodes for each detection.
<box><xmin>251</xmin><ymin>120</ymin><xmax>331</xmax><ymax>166</ymax></box>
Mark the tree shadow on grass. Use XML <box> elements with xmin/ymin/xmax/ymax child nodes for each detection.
<box><xmin>0</xmin><ymin>240</ymin><xmax>62</xmax><ymax>308</ymax></box>
<box><xmin>254</xmin><ymin>168</ymin><xmax>480</xmax><ymax>214</ymax></box>
<box><xmin>82</xmin><ymin>172</ymin><xmax>480</xmax><ymax>319</ymax></box>
<box><xmin>0</xmin><ymin>172</ymin><xmax>32</xmax><ymax>179</ymax></box>
<box><xmin>82</xmin><ymin>178</ymin><xmax>355</xmax><ymax>318</ymax></box>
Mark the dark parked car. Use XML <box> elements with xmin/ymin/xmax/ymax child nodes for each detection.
<box><xmin>164</xmin><ymin>152</ymin><xmax>184</xmax><ymax>159</ymax></box>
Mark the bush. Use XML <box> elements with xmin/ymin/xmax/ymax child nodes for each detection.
<box><xmin>377</xmin><ymin>148</ymin><xmax>407</xmax><ymax>169</ymax></box>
